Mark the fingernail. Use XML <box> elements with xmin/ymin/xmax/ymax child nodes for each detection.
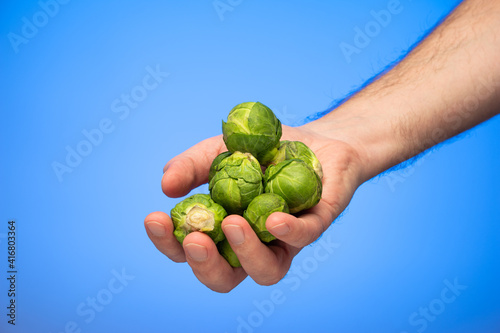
<box><xmin>223</xmin><ymin>224</ymin><xmax>245</xmax><ymax>245</ymax></box>
<box><xmin>146</xmin><ymin>221</ymin><xmax>166</xmax><ymax>237</ymax></box>
<box><xmin>269</xmin><ymin>223</ymin><xmax>290</xmax><ymax>236</ymax></box>
<box><xmin>184</xmin><ymin>243</ymin><xmax>208</xmax><ymax>261</ymax></box>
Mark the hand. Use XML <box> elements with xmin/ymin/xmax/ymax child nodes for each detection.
<box><xmin>144</xmin><ymin>125</ymin><xmax>364</xmax><ymax>292</ymax></box>
<box><xmin>144</xmin><ymin>0</ymin><xmax>500</xmax><ymax>293</ymax></box>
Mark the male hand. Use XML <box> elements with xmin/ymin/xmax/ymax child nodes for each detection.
<box><xmin>144</xmin><ymin>125</ymin><xmax>364</xmax><ymax>292</ymax></box>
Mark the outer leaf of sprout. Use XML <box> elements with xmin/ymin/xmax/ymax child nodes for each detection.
<box><xmin>222</xmin><ymin>102</ymin><xmax>282</xmax><ymax>166</ymax></box>
<box><xmin>270</xmin><ymin>140</ymin><xmax>323</xmax><ymax>179</ymax></box>
<box><xmin>243</xmin><ymin>193</ymin><xmax>289</xmax><ymax>242</ymax></box>
<box><xmin>170</xmin><ymin>194</ymin><xmax>227</xmax><ymax>244</ymax></box>
<box><xmin>209</xmin><ymin>151</ymin><xmax>232</xmax><ymax>183</ymax></box>
<box><xmin>209</xmin><ymin>151</ymin><xmax>264</xmax><ymax>215</ymax></box>
<box><xmin>264</xmin><ymin>159</ymin><xmax>322</xmax><ymax>214</ymax></box>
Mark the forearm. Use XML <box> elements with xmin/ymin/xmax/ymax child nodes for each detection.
<box><xmin>304</xmin><ymin>0</ymin><xmax>500</xmax><ymax>181</ymax></box>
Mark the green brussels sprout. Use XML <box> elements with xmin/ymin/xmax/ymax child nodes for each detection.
<box><xmin>170</xmin><ymin>194</ymin><xmax>227</xmax><ymax>244</ymax></box>
<box><xmin>243</xmin><ymin>193</ymin><xmax>289</xmax><ymax>242</ymax></box>
<box><xmin>270</xmin><ymin>141</ymin><xmax>323</xmax><ymax>179</ymax></box>
<box><xmin>222</xmin><ymin>102</ymin><xmax>282</xmax><ymax>165</ymax></box>
<box><xmin>217</xmin><ymin>239</ymin><xmax>241</xmax><ymax>267</ymax></box>
<box><xmin>264</xmin><ymin>159</ymin><xmax>322</xmax><ymax>214</ymax></box>
<box><xmin>209</xmin><ymin>151</ymin><xmax>232</xmax><ymax>182</ymax></box>
<box><xmin>209</xmin><ymin>151</ymin><xmax>264</xmax><ymax>215</ymax></box>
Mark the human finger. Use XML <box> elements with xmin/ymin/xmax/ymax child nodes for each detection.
<box><xmin>265</xmin><ymin>201</ymin><xmax>335</xmax><ymax>248</ymax></box>
<box><xmin>182</xmin><ymin>231</ymin><xmax>248</xmax><ymax>293</ymax></box>
<box><xmin>144</xmin><ymin>211</ymin><xmax>186</xmax><ymax>263</ymax></box>
<box><xmin>161</xmin><ymin>135</ymin><xmax>225</xmax><ymax>198</ymax></box>
<box><xmin>222</xmin><ymin>215</ymin><xmax>300</xmax><ymax>286</ymax></box>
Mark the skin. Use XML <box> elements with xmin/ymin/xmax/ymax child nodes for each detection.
<box><xmin>144</xmin><ymin>0</ymin><xmax>500</xmax><ymax>293</ymax></box>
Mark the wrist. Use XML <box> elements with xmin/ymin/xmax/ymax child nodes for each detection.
<box><xmin>301</xmin><ymin>100</ymin><xmax>400</xmax><ymax>183</ymax></box>
<box><xmin>302</xmin><ymin>0</ymin><xmax>500</xmax><ymax>184</ymax></box>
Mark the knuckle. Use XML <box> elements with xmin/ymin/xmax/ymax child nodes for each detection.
<box><xmin>254</xmin><ymin>267</ymin><xmax>283</xmax><ymax>286</ymax></box>
<box><xmin>197</xmin><ymin>262</ymin><xmax>226</xmax><ymax>282</ymax></box>
<box><xmin>203</xmin><ymin>270</ymin><xmax>220</xmax><ymax>282</ymax></box>
<box><xmin>309</xmin><ymin>221</ymin><xmax>325</xmax><ymax>244</ymax></box>
<box><xmin>328</xmin><ymin>200</ymin><xmax>344</xmax><ymax>223</ymax></box>
<box><xmin>168</xmin><ymin>255</ymin><xmax>186</xmax><ymax>263</ymax></box>
<box><xmin>213</xmin><ymin>284</ymin><xmax>235</xmax><ymax>293</ymax></box>
<box><xmin>257</xmin><ymin>274</ymin><xmax>283</xmax><ymax>286</ymax></box>
<box><xmin>289</xmin><ymin>218</ymin><xmax>320</xmax><ymax>247</ymax></box>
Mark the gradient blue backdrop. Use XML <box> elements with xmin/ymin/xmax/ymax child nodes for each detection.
<box><xmin>1</xmin><ymin>1</ymin><xmax>499</xmax><ymax>332</ymax></box>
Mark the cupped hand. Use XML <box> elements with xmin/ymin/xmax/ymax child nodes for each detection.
<box><xmin>144</xmin><ymin>125</ymin><xmax>364</xmax><ymax>292</ymax></box>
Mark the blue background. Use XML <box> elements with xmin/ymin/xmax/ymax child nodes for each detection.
<box><xmin>1</xmin><ymin>0</ymin><xmax>499</xmax><ymax>332</ymax></box>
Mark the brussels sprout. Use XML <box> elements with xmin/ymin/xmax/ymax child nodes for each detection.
<box><xmin>217</xmin><ymin>239</ymin><xmax>241</xmax><ymax>267</ymax></box>
<box><xmin>209</xmin><ymin>151</ymin><xmax>264</xmax><ymax>215</ymax></box>
<box><xmin>270</xmin><ymin>141</ymin><xmax>323</xmax><ymax>179</ymax></box>
<box><xmin>243</xmin><ymin>193</ymin><xmax>289</xmax><ymax>242</ymax></box>
<box><xmin>264</xmin><ymin>159</ymin><xmax>322</xmax><ymax>214</ymax></box>
<box><xmin>209</xmin><ymin>151</ymin><xmax>232</xmax><ymax>182</ymax></box>
<box><xmin>222</xmin><ymin>102</ymin><xmax>282</xmax><ymax>165</ymax></box>
<box><xmin>170</xmin><ymin>194</ymin><xmax>227</xmax><ymax>244</ymax></box>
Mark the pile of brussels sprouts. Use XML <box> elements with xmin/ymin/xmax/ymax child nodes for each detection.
<box><xmin>170</xmin><ymin>102</ymin><xmax>323</xmax><ymax>267</ymax></box>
